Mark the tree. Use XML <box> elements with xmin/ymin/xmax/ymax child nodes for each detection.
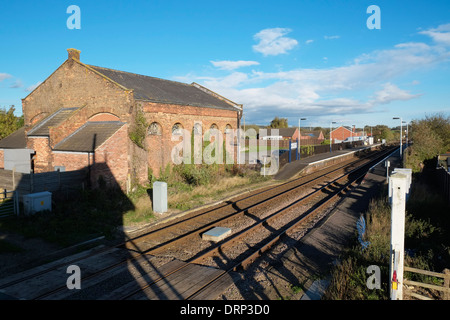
<box><xmin>0</xmin><ymin>106</ymin><xmax>24</xmax><ymax>140</ymax></box>
<box><xmin>379</xmin><ymin>127</ymin><xmax>394</xmax><ymax>142</ymax></box>
<box><xmin>269</xmin><ymin>117</ymin><xmax>288</xmax><ymax>128</ymax></box>
<box><xmin>405</xmin><ymin>113</ymin><xmax>450</xmax><ymax>172</ymax></box>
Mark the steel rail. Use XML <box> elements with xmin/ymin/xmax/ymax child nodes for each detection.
<box><xmin>124</xmin><ymin>147</ymin><xmax>382</xmax><ymax>249</ymax></box>
<box><xmin>0</xmin><ymin>146</ymin><xmax>385</xmax><ymax>291</ymax></box>
<box><xmin>145</xmin><ymin>147</ymin><xmax>393</xmax><ymax>255</ymax></box>
<box><xmin>185</xmin><ymin>148</ymin><xmax>397</xmax><ymax>300</ymax></box>
<box><xmin>9</xmin><ymin>147</ymin><xmax>391</xmax><ymax>300</ymax></box>
<box><xmin>120</xmin><ymin>147</ymin><xmax>396</xmax><ymax>300</ymax></box>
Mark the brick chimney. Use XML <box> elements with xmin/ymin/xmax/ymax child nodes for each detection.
<box><xmin>67</xmin><ymin>48</ymin><xmax>81</xmax><ymax>60</ymax></box>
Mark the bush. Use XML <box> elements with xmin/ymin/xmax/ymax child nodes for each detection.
<box><xmin>180</xmin><ymin>165</ymin><xmax>212</xmax><ymax>186</ymax></box>
<box><xmin>405</xmin><ymin>113</ymin><xmax>450</xmax><ymax>173</ymax></box>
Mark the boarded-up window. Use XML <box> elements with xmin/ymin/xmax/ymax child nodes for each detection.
<box><xmin>172</xmin><ymin>123</ymin><xmax>183</xmax><ymax>136</ymax></box>
<box><xmin>148</xmin><ymin>122</ymin><xmax>162</xmax><ymax>136</ymax></box>
<box><xmin>193</xmin><ymin>123</ymin><xmax>202</xmax><ymax>136</ymax></box>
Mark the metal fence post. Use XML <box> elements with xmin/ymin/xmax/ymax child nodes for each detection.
<box><xmin>15</xmin><ymin>191</ymin><xmax>19</xmax><ymax>216</ymax></box>
<box><xmin>288</xmin><ymin>139</ymin><xmax>291</xmax><ymax>163</ymax></box>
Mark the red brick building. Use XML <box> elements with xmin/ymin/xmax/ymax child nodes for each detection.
<box><xmin>0</xmin><ymin>49</ymin><xmax>242</xmax><ymax>191</ymax></box>
<box><xmin>330</xmin><ymin>126</ymin><xmax>362</xmax><ymax>143</ymax></box>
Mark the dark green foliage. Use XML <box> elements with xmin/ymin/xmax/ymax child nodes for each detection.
<box><xmin>0</xmin><ymin>105</ymin><xmax>24</xmax><ymax>139</ymax></box>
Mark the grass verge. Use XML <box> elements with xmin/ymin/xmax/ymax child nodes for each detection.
<box><xmin>323</xmin><ymin>178</ymin><xmax>450</xmax><ymax>300</ymax></box>
<box><xmin>0</xmin><ymin>164</ymin><xmax>271</xmax><ymax>248</ymax></box>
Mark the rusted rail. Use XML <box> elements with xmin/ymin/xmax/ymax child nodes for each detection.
<box><xmin>1</xmin><ymin>146</ymin><xmax>395</xmax><ymax>300</ymax></box>
<box><xmin>120</xmin><ymin>147</ymin><xmax>396</xmax><ymax>300</ymax></box>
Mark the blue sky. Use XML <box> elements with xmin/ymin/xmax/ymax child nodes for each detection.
<box><xmin>1</xmin><ymin>0</ymin><xmax>449</xmax><ymax>129</ymax></box>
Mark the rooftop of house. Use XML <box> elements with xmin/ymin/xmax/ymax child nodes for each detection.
<box><xmin>27</xmin><ymin>107</ymin><xmax>78</xmax><ymax>136</ymax></box>
<box><xmin>53</xmin><ymin>121</ymin><xmax>126</xmax><ymax>153</ymax></box>
<box><xmin>0</xmin><ymin>127</ymin><xmax>27</xmax><ymax>149</ymax></box>
<box><xmin>259</xmin><ymin>128</ymin><xmax>298</xmax><ymax>137</ymax></box>
<box><xmin>87</xmin><ymin>65</ymin><xmax>241</xmax><ymax>112</ymax></box>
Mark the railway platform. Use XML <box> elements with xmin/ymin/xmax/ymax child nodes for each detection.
<box><xmin>0</xmin><ymin>145</ymin><xmax>399</xmax><ymax>301</ymax></box>
<box><xmin>274</xmin><ymin>144</ymin><xmax>383</xmax><ymax>180</ymax></box>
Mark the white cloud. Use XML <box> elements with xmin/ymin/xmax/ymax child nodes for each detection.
<box><xmin>305</xmin><ymin>39</ymin><xmax>314</xmax><ymax>44</ymax></box>
<box><xmin>371</xmin><ymin>83</ymin><xmax>421</xmax><ymax>105</ymax></box>
<box><xmin>203</xmin><ymin>72</ymin><xmax>249</xmax><ymax>88</ymax></box>
<box><xmin>177</xmin><ymin>23</ymin><xmax>449</xmax><ymax>124</ymax></box>
<box><xmin>210</xmin><ymin>60</ymin><xmax>259</xmax><ymax>70</ymax></box>
<box><xmin>0</xmin><ymin>73</ymin><xmax>12</xmax><ymax>82</ymax></box>
<box><xmin>252</xmin><ymin>28</ymin><xmax>298</xmax><ymax>56</ymax></box>
<box><xmin>419</xmin><ymin>23</ymin><xmax>450</xmax><ymax>46</ymax></box>
<box><xmin>25</xmin><ymin>81</ymin><xmax>42</xmax><ymax>92</ymax></box>
<box><xmin>324</xmin><ymin>35</ymin><xmax>340</xmax><ymax>40</ymax></box>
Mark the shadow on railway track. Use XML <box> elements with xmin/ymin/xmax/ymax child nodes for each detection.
<box><xmin>0</xmin><ymin>159</ymin><xmax>188</xmax><ymax>301</ymax></box>
<box><xmin>212</xmin><ymin>149</ymin><xmax>397</xmax><ymax>300</ymax></box>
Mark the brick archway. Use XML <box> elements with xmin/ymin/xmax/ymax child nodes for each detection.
<box><xmin>88</xmin><ymin>112</ymin><xmax>120</xmax><ymax>122</ymax></box>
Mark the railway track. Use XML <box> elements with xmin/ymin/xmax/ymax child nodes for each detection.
<box><xmin>119</xmin><ymin>146</ymin><xmax>397</xmax><ymax>300</ymax></box>
<box><xmin>0</xmin><ymin>146</ymin><xmax>396</xmax><ymax>300</ymax></box>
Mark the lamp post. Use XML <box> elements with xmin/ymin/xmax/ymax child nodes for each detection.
<box><xmin>402</xmin><ymin>121</ymin><xmax>409</xmax><ymax>148</ymax></box>
<box><xmin>298</xmin><ymin>118</ymin><xmax>307</xmax><ymax>160</ymax></box>
<box><xmin>393</xmin><ymin>117</ymin><xmax>402</xmax><ymax>157</ymax></box>
<box><xmin>330</xmin><ymin>121</ymin><xmax>336</xmax><ymax>152</ymax></box>
<box><xmin>352</xmin><ymin>124</ymin><xmax>355</xmax><ymax>145</ymax></box>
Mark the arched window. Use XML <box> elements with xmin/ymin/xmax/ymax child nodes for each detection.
<box><xmin>225</xmin><ymin>124</ymin><xmax>232</xmax><ymax>133</ymax></box>
<box><xmin>172</xmin><ymin>123</ymin><xmax>183</xmax><ymax>136</ymax></box>
<box><xmin>193</xmin><ymin>122</ymin><xmax>202</xmax><ymax>136</ymax></box>
<box><xmin>148</xmin><ymin>122</ymin><xmax>162</xmax><ymax>136</ymax></box>
<box><xmin>210</xmin><ymin>123</ymin><xmax>218</xmax><ymax>130</ymax></box>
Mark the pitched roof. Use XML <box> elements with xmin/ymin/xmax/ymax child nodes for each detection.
<box><xmin>301</xmin><ymin>131</ymin><xmax>324</xmax><ymax>139</ymax></box>
<box><xmin>330</xmin><ymin>126</ymin><xmax>352</xmax><ymax>133</ymax></box>
<box><xmin>27</xmin><ymin>107</ymin><xmax>78</xmax><ymax>136</ymax></box>
<box><xmin>53</xmin><ymin>121</ymin><xmax>125</xmax><ymax>152</ymax></box>
<box><xmin>0</xmin><ymin>127</ymin><xmax>27</xmax><ymax>149</ymax></box>
<box><xmin>88</xmin><ymin>65</ymin><xmax>239</xmax><ymax>111</ymax></box>
<box><xmin>260</xmin><ymin>128</ymin><xmax>298</xmax><ymax>137</ymax></box>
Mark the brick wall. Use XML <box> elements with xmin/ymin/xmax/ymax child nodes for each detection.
<box><xmin>22</xmin><ymin>59</ymin><xmax>134</xmax><ymax>148</ymax></box>
<box><xmin>142</xmin><ymin>101</ymin><xmax>239</xmax><ymax>176</ymax></box>
<box><xmin>52</xmin><ymin>151</ymin><xmax>89</xmax><ymax>172</ymax></box>
<box><xmin>88</xmin><ymin>113</ymin><xmax>120</xmax><ymax>122</ymax></box>
<box><xmin>92</xmin><ymin>124</ymin><xmax>129</xmax><ymax>189</ymax></box>
<box><xmin>331</xmin><ymin>127</ymin><xmax>354</xmax><ymax>142</ymax></box>
<box><xmin>20</xmin><ymin>52</ymin><xmax>241</xmax><ymax>185</ymax></box>
<box><xmin>0</xmin><ymin>150</ymin><xmax>3</xmax><ymax>169</ymax></box>
<box><xmin>52</xmin><ymin>125</ymin><xmax>130</xmax><ymax>190</ymax></box>
<box><xmin>27</xmin><ymin>137</ymin><xmax>52</xmax><ymax>173</ymax></box>
<box><xmin>22</xmin><ymin>59</ymin><xmax>134</xmax><ymax>133</ymax></box>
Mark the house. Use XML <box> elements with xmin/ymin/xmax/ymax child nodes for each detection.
<box><xmin>0</xmin><ymin>48</ymin><xmax>242</xmax><ymax>191</ymax></box>
<box><xmin>300</xmin><ymin>130</ymin><xmax>325</xmax><ymax>144</ymax></box>
<box><xmin>258</xmin><ymin>128</ymin><xmax>300</xmax><ymax>141</ymax></box>
<box><xmin>330</xmin><ymin>126</ymin><xmax>363</xmax><ymax>143</ymax></box>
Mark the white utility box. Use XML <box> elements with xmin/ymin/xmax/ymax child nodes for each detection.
<box><xmin>152</xmin><ymin>181</ymin><xmax>167</xmax><ymax>214</ymax></box>
<box><xmin>23</xmin><ymin>191</ymin><xmax>52</xmax><ymax>215</ymax></box>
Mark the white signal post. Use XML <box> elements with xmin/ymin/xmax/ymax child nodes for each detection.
<box><xmin>389</xmin><ymin>171</ymin><xmax>408</xmax><ymax>300</ymax></box>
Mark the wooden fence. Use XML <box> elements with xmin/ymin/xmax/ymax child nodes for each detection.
<box><xmin>278</xmin><ymin>140</ymin><xmax>365</xmax><ymax>168</ymax></box>
<box><xmin>436</xmin><ymin>167</ymin><xmax>450</xmax><ymax>205</ymax></box>
<box><xmin>244</xmin><ymin>138</ymin><xmax>324</xmax><ymax>150</ymax></box>
<box><xmin>0</xmin><ymin>169</ymin><xmax>87</xmax><ymax>200</ymax></box>
<box><xmin>404</xmin><ymin>266</ymin><xmax>450</xmax><ymax>300</ymax></box>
